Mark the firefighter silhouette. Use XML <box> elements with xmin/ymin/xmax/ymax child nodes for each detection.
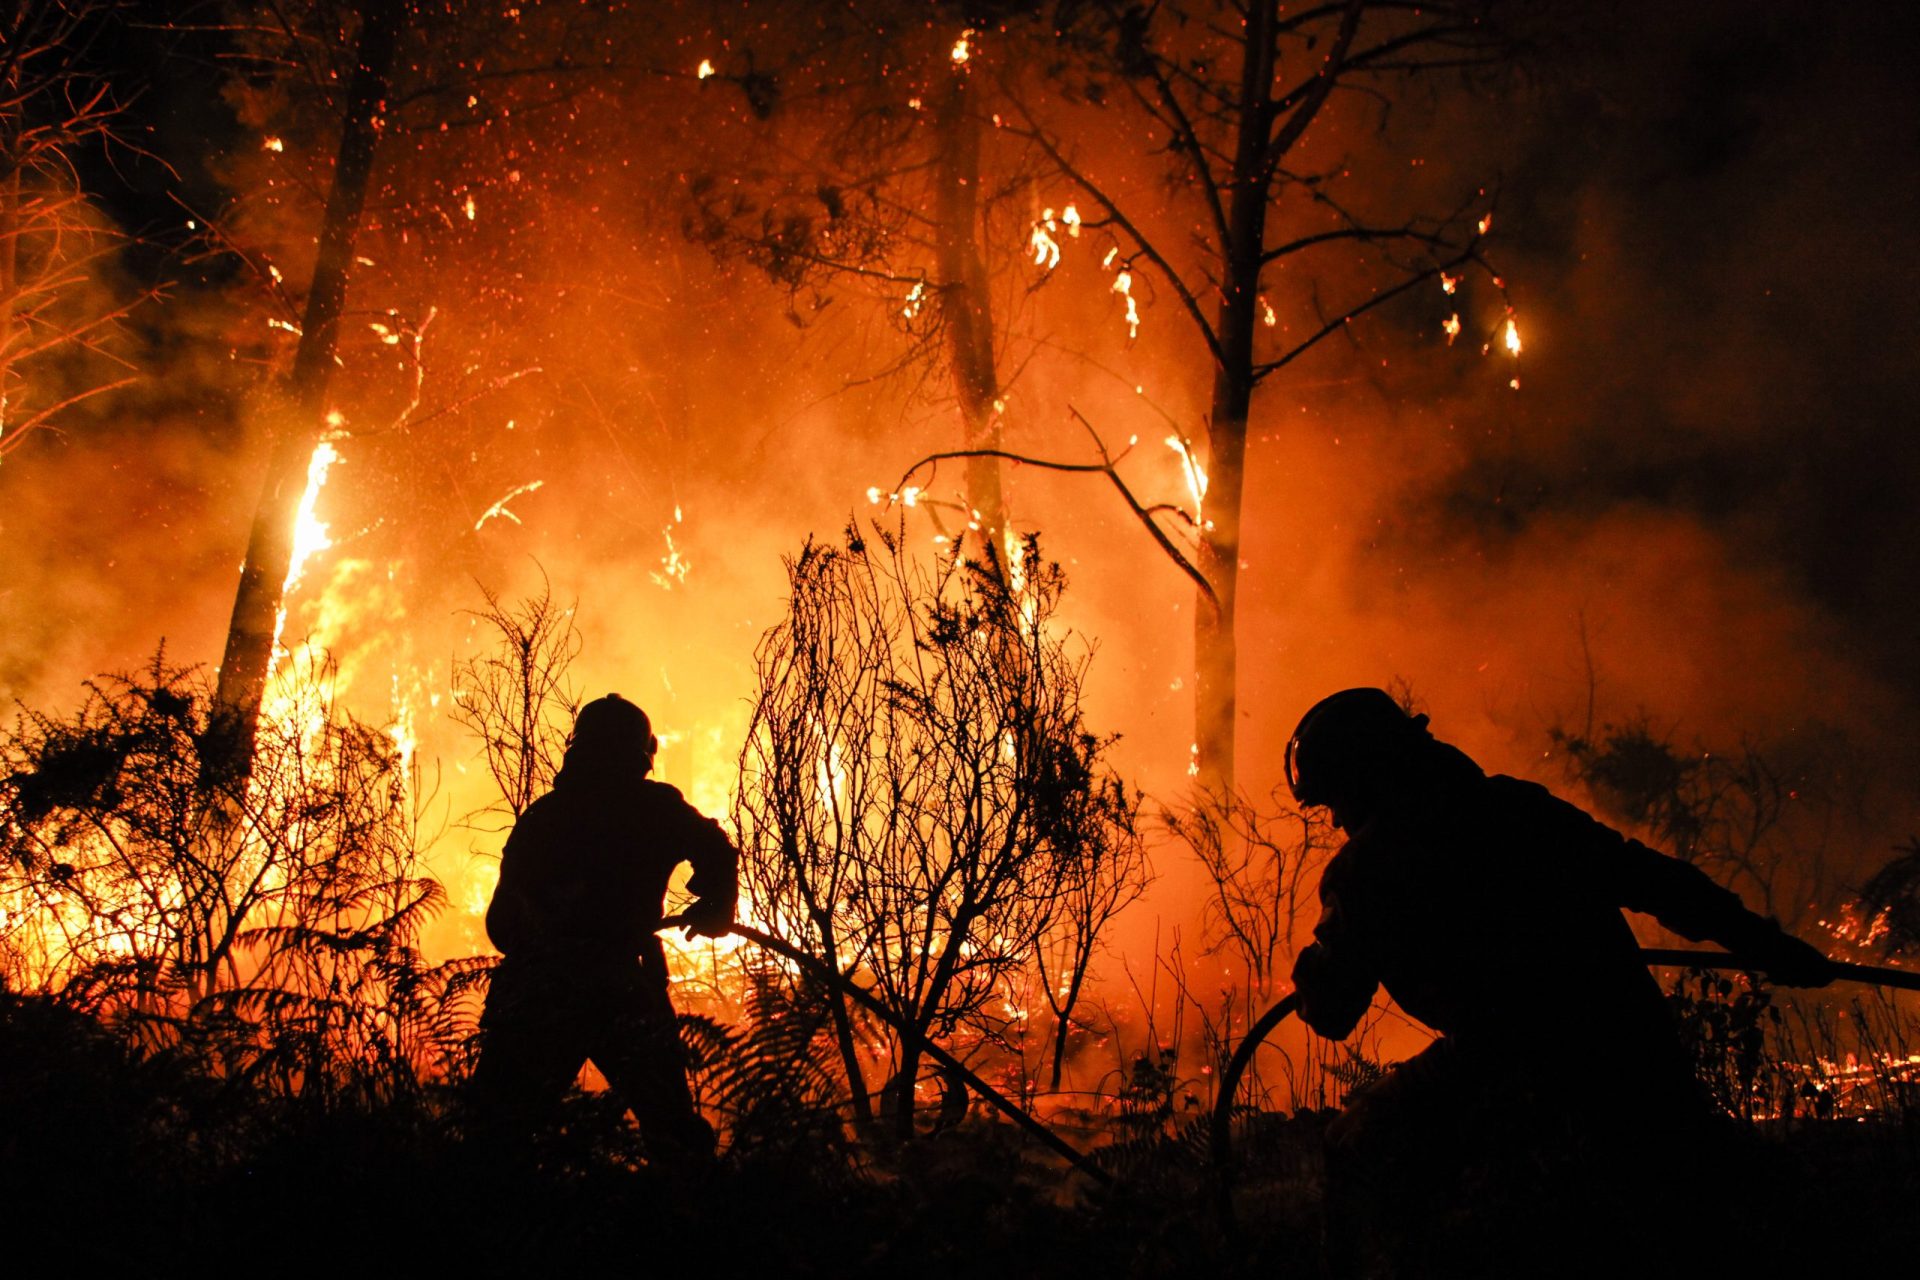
<box><xmin>1284</xmin><ymin>688</ymin><xmax>1833</xmax><ymax>1275</ymax></box>
<box><xmin>470</xmin><ymin>694</ymin><xmax>737</xmax><ymax>1163</ymax></box>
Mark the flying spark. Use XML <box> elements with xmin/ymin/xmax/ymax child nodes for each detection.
<box><xmin>474</xmin><ymin>479</ymin><xmax>545</xmax><ymax>530</ymax></box>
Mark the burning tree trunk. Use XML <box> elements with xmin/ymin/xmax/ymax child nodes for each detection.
<box><xmin>933</xmin><ymin>50</ymin><xmax>1006</xmax><ymax>552</ymax></box>
<box><xmin>211</xmin><ymin>0</ymin><xmax>402</xmax><ymax>766</ymax></box>
<box><xmin>1188</xmin><ymin>0</ymin><xmax>1289</xmax><ymax>789</ymax></box>
<box><xmin>1008</xmin><ymin>0</ymin><xmax>1508</xmax><ymax>790</ymax></box>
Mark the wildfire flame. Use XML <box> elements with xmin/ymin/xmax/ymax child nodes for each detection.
<box><xmin>1504</xmin><ymin>316</ymin><xmax>1522</xmax><ymax>356</ymax></box>
<box><xmin>951</xmin><ymin>29</ymin><xmax>974</xmax><ymax>64</ymax></box>
<box><xmin>1031</xmin><ymin>219</ymin><xmax>1061</xmax><ymax>270</ymax></box>
<box><xmin>283</xmin><ymin>441</ymin><xmax>339</xmax><ymax>603</ymax></box>
<box><xmin>1165</xmin><ymin>435</ymin><xmax>1208</xmax><ymax>528</ymax></box>
<box><xmin>1113</xmin><ymin>270</ymin><xmax>1140</xmax><ymax>339</ymax></box>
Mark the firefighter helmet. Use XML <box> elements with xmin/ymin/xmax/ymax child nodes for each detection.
<box><xmin>1284</xmin><ymin>687</ymin><xmax>1432</xmax><ymax>809</ymax></box>
<box><xmin>570</xmin><ymin>693</ymin><xmax>657</xmax><ymax>765</ymax></box>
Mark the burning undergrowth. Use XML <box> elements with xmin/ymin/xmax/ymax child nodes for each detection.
<box><xmin>0</xmin><ymin>0</ymin><xmax>1917</xmax><ymax>1270</ymax></box>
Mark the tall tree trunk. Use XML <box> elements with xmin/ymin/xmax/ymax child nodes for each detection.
<box><xmin>934</xmin><ymin>59</ymin><xmax>1005</xmax><ymax>558</ymax></box>
<box><xmin>0</xmin><ymin>151</ymin><xmax>18</xmax><ymax>453</ymax></box>
<box><xmin>211</xmin><ymin>0</ymin><xmax>402</xmax><ymax>767</ymax></box>
<box><xmin>0</xmin><ymin>52</ymin><xmax>20</xmax><ymax>456</ymax></box>
<box><xmin>1194</xmin><ymin>0</ymin><xmax>1278</xmax><ymax>795</ymax></box>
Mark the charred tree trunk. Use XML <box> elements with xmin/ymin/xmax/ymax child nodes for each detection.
<box><xmin>816</xmin><ymin>916</ymin><xmax>877</xmax><ymax>1128</ymax></box>
<box><xmin>1047</xmin><ymin>961</ymin><xmax>1089</xmax><ymax>1092</ymax></box>
<box><xmin>211</xmin><ymin>0</ymin><xmax>401</xmax><ymax>767</ymax></box>
<box><xmin>888</xmin><ymin>926</ymin><xmax>966</xmax><ymax>1142</ymax></box>
<box><xmin>1194</xmin><ymin>0</ymin><xmax>1278</xmax><ymax>794</ymax></box>
<box><xmin>934</xmin><ymin>60</ymin><xmax>1005</xmax><ymax>557</ymax></box>
<box><xmin>887</xmin><ymin>1034</ymin><xmax>924</xmax><ymax>1141</ymax></box>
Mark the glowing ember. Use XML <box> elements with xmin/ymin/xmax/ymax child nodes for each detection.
<box><xmin>696</xmin><ymin>58</ymin><xmax>715</xmax><ymax>79</ymax></box>
<box><xmin>1260</xmin><ymin>296</ymin><xmax>1277</xmax><ymax>327</ymax></box>
<box><xmin>902</xmin><ymin>280</ymin><xmax>926</xmax><ymax>318</ymax></box>
<box><xmin>262</xmin><ymin>136</ymin><xmax>284</xmax><ymax>152</ymax></box>
<box><xmin>1061</xmin><ymin>204</ymin><xmax>1081</xmax><ymax>236</ymax></box>
<box><xmin>473</xmin><ymin>478</ymin><xmax>545</xmax><ymax>530</ymax></box>
<box><xmin>951</xmin><ymin>29</ymin><xmax>974</xmax><ymax>64</ymax></box>
<box><xmin>653</xmin><ymin>508</ymin><xmax>690</xmax><ymax>589</ymax></box>
<box><xmin>1504</xmin><ymin>317</ymin><xmax>1522</xmax><ymax>356</ymax></box>
<box><xmin>463</xmin><ymin>193</ymin><xmax>477</xmax><ymax>222</ymax></box>
<box><xmin>1478</xmin><ymin>212</ymin><xmax>1494</xmax><ymax>235</ymax></box>
<box><xmin>1443</xmin><ymin>313</ymin><xmax>1461</xmax><ymax>344</ymax></box>
<box><xmin>1440</xmin><ymin>271</ymin><xmax>1459</xmax><ymax>295</ymax></box>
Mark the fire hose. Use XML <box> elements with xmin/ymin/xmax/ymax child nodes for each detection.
<box><xmin>660</xmin><ymin>916</ymin><xmax>1112</xmax><ymax>1183</ymax></box>
<box><xmin>662</xmin><ymin>918</ymin><xmax>1919</xmax><ymax>1194</ymax></box>
<box><xmin>1207</xmin><ymin>948</ymin><xmax>1920</xmax><ymax>1187</ymax></box>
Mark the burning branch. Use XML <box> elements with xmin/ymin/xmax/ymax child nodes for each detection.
<box><xmin>893</xmin><ymin>406</ymin><xmax>1220</xmax><ymax>611</ymax></box>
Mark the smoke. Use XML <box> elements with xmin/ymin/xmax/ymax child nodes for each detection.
<box><xmin>2</xmin><ymin>0</ymin><xmax>1915</xmax><ymax>1037</ymax></box>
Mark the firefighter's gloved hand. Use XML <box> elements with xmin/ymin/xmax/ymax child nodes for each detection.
<box><xmin>1292</xmin><ymin>943</ymin><xmax>1373</xmax><ymax>1040</ymax></box>
<box><xmin>678</xmin><ymin>899</ymin><xmax>735</xmax><ymax>940</ymax></box>
<box><xmin>1751</xmin><ymin>928</ymin><xmax>1836</xmax><ymax>988</ymax></box>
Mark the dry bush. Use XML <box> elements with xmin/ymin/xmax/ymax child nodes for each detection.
<box><xmin>734</xmin><ymin>523</ymin><xmax>1144</xmax><ymax>1138</ymax></box>
<box><xmin>0</xmin><ymin>648</ymin><xmax>481</xmax><ymax>1108</ymax></box>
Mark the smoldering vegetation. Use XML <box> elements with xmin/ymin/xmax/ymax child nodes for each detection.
<box><xmin>2</xmin><ymin>0</ymin><xmax>1919</xmax><ymax>1271</ymax></box>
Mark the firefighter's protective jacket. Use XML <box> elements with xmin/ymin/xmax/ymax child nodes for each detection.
<box><xmin>485</xmin><ymin>767</ymin><xmax>738</xmax><ymax>962</ymax></box>
<box><xmin>1293</xmin><ymin>754</ymin><xmax>1800</xmax><ymax>1054</ymax></box>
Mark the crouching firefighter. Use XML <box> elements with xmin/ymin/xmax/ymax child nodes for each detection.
<box><xmin>1283</xmin><ymin>688</ymin><xmax>1833</xmax><ymax>1276</ymax></box>
<box><xmin>470</xmin><ymin>694</ymin><xmax>738</xmax><ymax>1165</ymax></box>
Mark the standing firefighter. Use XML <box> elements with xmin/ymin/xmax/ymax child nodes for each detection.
<box><xmin>1284</xmin><ymin>688</ymin><xmax>1833</xmax><ymax>1275</ymax></box>
<box><xmin>471</xmin><ymin>694</ymin><xmax>737</xmax><ymax>1164</ymax></box>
